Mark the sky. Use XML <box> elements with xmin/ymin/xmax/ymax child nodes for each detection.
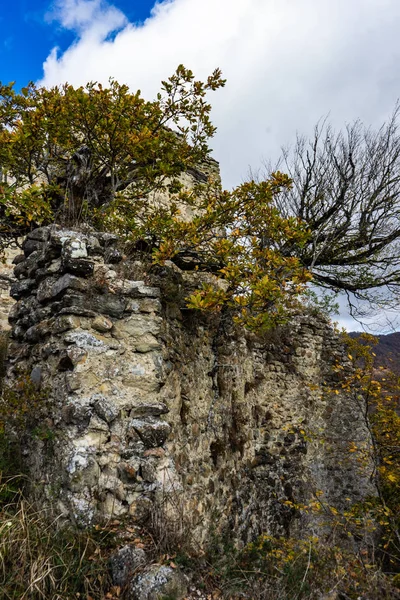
<box><xmin>2</xmin><ymin>0</ymin><xmax>400</xmax><ymax>331</ymax></box>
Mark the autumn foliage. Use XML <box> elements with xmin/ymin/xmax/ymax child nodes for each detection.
<box><xmin>0</xmin><ymin>67</ymin><xmax>311</xmax><ymax>331</ymax></box>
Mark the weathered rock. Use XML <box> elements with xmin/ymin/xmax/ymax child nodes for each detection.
<box><xmin>90</xmin><ymin>293</ymin><xmax>127</xmax><ymax>318</ymax></box>
<box><xmin>130</xmin><ymin>403</ymin><xmax>169</xmax><ymax>418</ymax></box>
<box><xmin>64</xmin><ymin>330</ymin><xmax>108</xmax><ymax>352</ymax></box>
<box><xmin>22</xmin><ymin>238</ymin><xmax>44</xmax><ymax>257</ymax></box>
<box><xmin>109</xmin><ymin>545</ymin><xmax>147</xmax><ymax>588</ymax></box>
<box><xmin>25</xmin><ymin>320</ymin><xmax>53</xmax><ymax>342</ymax></box>
<box><xmin>27</xmin><ymin>226</ymin><xmax>51</xmax><ymax>242</ymax></box>
<box><xmin>37</xmin><ymin>274</ymin><xmax>86</xmax><ymax>303</ymax></box>
<box><xmin>130</xmin><ymin>565</ymin><xmax>187</xmax><ymax>600</ymax></box>
<box><xmin>91</xmin><ymin>315</ymin><xmax>113</xmax><ymax>333</ymax></box>
<box><xmin>96</xmin><ymin>232</ymin><xmax>119</xmax><ymax>246</ymax></box>
<box><xmin>130</xmin><ymin>418</ymin><xmax>171</xmax><ymax>448</ymax></box>
<box><xmin>10</xmin><ymin>279</ymin><xmax>36</xmax><ymax>299</ymax></box>
<box><xmin>2</xmin><ymin>222</ymin><xmax>376</xmax><ymax>549</ymax></box>
<box><xmin>104</xmin><ymin>247</ymin><xmax>123</xmax><ymax>264</ymax></box>
<box><xmin>63</xmin><ymin>257</ymin><xmax>94</xmax><ymax>277</ymax></box>
<box><xmin>93</xmin><ymin>395</ymin><xmax>119</xmax><ymax>423</ymax></box>
<box><xmin>62</xmin><ymin>237</ymin><xmax>88</xmax><ymax>260</ymax></box>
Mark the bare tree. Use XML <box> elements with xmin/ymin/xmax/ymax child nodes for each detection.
<box><xmin>267</xmin><ymin>105</ymin><xmax>400</xmax><ymax>320</ymax></box>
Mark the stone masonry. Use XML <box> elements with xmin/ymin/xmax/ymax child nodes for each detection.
<box><xmin>2</xmin><ymin>224</ymin><xmax>376</xmax><ymax>546</ymax></box>
<box><xmin>0</xmin><ymin>242</ymin><xmax>19</xmax><ymax>332</ymax></box>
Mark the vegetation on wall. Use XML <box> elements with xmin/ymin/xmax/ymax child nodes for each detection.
<box><xmin>3</xmin><ymin>67</ymin><xmax>400</xmax><ymax>328</ymax></box>
<box><xmin>2</xmin><ymin>66</ymin><xmax>400</xmax><ymax>597</ymax></box>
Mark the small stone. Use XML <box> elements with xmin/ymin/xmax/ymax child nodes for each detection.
<box><xmin>62</xmin><ymin>257</ymin><xmax>94</xmax><ymax>277</ymax></box>
<box><xmin>27</xmin><ymin>226</ymin><xmax>51</xmax><ymax>242</ymax></box>
<box><xmin>130</xmin><ymin>565</ymin><xmax>187</xmax><ymax>600</ymax></box>
<box><xmin>143</xmin><ymin>448</ymin><xmax>165</xmax><ymax>459</ymax></box>
<box><xmin>92</xmin><ymin>316</ymin><xmax>113</xmax><ymax>333</ymax></box>
<box><xmin>12</xmin><ymin>254</ymin><xmax>25</xmax><ymax>265</ymax></box>
<box><xmin>22</xmin><ymin>238</ymin><xmax>44</xmax><ymax>257</ymax></box>
<box><xmin>109</xmin><ymin>546</ymin><xmax>146</xmax><ymax>588</ymax></box>
<box><xmin>37</xmin><ymin>274</ymin><xmax>86</xmax><ymax>303</ymax></box>
<box><xmin>118</xmin><ymin>462</ymin><xmax>138</xmax><ymax>481</ymax></box>
<box><xmin>90</xmin><ymin>294</ymin><xmax>127</xmax><ymax>318</ymax></box>
<box><xmin>130</xmin><ymin>418</ymin><xmax>171</xmax><ymax>448</ymax></box>
<box><xmin>128</xmin><ymin>496</ymin><xmax>153</xmax><ymax>523</ymax></box>
<box><xmin>96</xmin><ymin>232</ymin><xmax>119</xmax><ymax>246</ymax></box>
<box><xmin>93</xmin><ymin>395</ymin><xmax>119</xmax><ymax>423</ymax></box>
<box><xmin>67</xmin><ymin>346</ymin><xmax>87</xmax><ymax>365</ymax></box>
<box><xmin>54</xmin><ymin>315</ymin><xmax>80</xmax><ymax>333</ymax></box>
<box><xmin>64</xmin><ymin>330</ymin><xmax>107</xmax><ymax>351</ymax></box>
<box><xmin>135</xmin><ymin>335</ymin><xmax>161</xmax><ymax>353</ymax></box>
<box><xmin>104</xmin><ymin>247</ymin><xmax>123</xmax><ymax>263</ymax></box>
<box><xmin>138</xmin><ymin>299</ymin><xmax>161</xmax><ymax>314</ymax></box>
<box><xmin>58</xmin><ymin>306</ymin><xmax>97</xmax><ymax>318</ymax></box>
<box><xmin>10</xmin><ymin>279</ymin><xmax>36</xmax><ymax>299</ymax></box>
<box><xmin>61</xmin><ymin>401</ymin><xmax>92</xmax><ymax>427</ymax></box>
<box><xmin>86</xmin><ymin>235</ymin><xmax>103</xmax><ymax>255</ymax></box>
<box><xmin>30</xmin><ymin>366</ymin><xmax>42</xmax><ymax>387</ymax></box>
<box><xmin>25</xmin><ymin>321</ymin><xmax>52</xmax><ymax>342</ymax></box>
<box><xmin>131</xmin><ymin>403</ymin><xmax>169</xmax><ymax>418</ymax></box>
<box><xmin>62</xmin><ymin>237</ymin><xmax>88</xmax><ymax>260</ymax></box>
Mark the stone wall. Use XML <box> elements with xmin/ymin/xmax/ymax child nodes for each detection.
<box><xmin>3</xmin><ymin>226</ymin><xmax>375</xmax><ymax>545</ymax></box>
<box><xmin>0</xmin><ymin>243</ymin><xmax>19</xmax><ymax>332</ymax></box>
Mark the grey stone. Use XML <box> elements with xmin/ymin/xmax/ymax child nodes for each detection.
<box><xmin>25</xmin><ymin>321</ymin><xmax>52</xmax><ymax>343</ymax></box>
<box><xmin>61</xmin><ymin>401</ymin><xmax>92</xmax><ymax>427</ymax></box>
<box><xmin>90</xmin><ymin>294</ymin><xmax>127</xmax><ymax>318</ymax></box>
<box><xmin>86</xmin><ymin>235</ymin><xmax>102</xmax><ymax>255</ymax></box>
<box><xmin>35</xmin><ymin>259</ymin><xmax>62</xmax><ymax>281</ymax></box>
<box><xmin>23</xmin><ymin>238</ymin><xmax>44</xmax><ymax>257</ymax></box>
<box><xmin>58</xmin><ymin>306</ymin><xmax>97</xmax><ymax>317</ymax></box>
<box><xmin>62</xmin><ymin>237</ymin><xmax>88</xmax><ymax>260</ymax></box>
<box><xmin>128</xmin><ymin>283</ymin><xmax>160</xmax><ymax>299</ymax></box>
<box><xmin>12</xmin><ymin>254</ymin><xmax>25</xmax><ymax>265</ymax></box>
<box><xmin>30</xmin><ymin>366</ymin><xmax>42</xmax><ymax>387</ymax></box>
<box><xmin>93</xmin><ymin>395</ymin><xmax>119</xmax><ymax>423</ymax></box>
<box><xmin>64</xmin><ymin>330</ymin><xmax>107</xmax><ymax>352</ymax></box>
<box><xmin>130</xmin><ymin>565</ymin><xmax>187</xmax><ymax>600</ymax></box>
<box><xmin>130</xmin><ymin>418</ymin><xmax>171</xmax><ymax>448</ymax></box>
<box><xmin>104</xmin><ymin>247</ymin><xmax>123</xmax><ymax>263</ymax></box>
<box><xmin>37</xmin><ymin>274</ymin><xmax>86</xmax><ymax>303</ymax></box>
<box><xmin>27</xmin><ymin>227</ymin><xmax>51</xmax><ymax>242</ymax></box>
<box><xmin>91</xmin><ymin>315</ymin><xmax>113</xmax><ymax>333</ymax></box>
<box><xmin>96</xmin><ymin>232</ymin><xmax>119</xmax><ymax>246</ymax></box>
<box><xmin>110</xmin><ymin>546</ymin><xmax>147</xmax><ymax>588</ymax></box>
<box><xmin>14</xmin><ymin>250</ymin><xmax>47</xmax><ymax>280</ymax></box>
<box><xmin>130</xmin><ymin>403</ymin><xmax>169</xmax><ymax>418</ymax></box>
<box><xmin>62</xmin><ymin>257</ymin><xmax>94</xmax><ymax>277</ymax></box>
<box><xmin>10</xmin><ymin>279</ymin><xmax>36</xmax><ymax>299</ymax></box>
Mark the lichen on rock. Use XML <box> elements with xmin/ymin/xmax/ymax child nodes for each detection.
<box><xmin>2</xmin><ymin>224</ymin><xmax>376</xmax><ymax>550</ymax></box>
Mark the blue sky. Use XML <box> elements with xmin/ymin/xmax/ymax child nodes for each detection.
<box><xmin>0</xmin><ymin>1</ymin><xmax>156</xmax><ymax>86</ymax></box>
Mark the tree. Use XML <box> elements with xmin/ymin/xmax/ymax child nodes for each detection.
<box><xmin>0</xmin><ymin>68</ymin><xmax>311</xmax><ymax>332</ymax></box>
<box><xmin>267</xmin><ymin>107</ymin><xmax>400</xmax><ymax>321</ymax></box>
<box><xmin>0</xmin><ymin>65</ymin><xmax>225</xmax><ymax>242</ymax></box>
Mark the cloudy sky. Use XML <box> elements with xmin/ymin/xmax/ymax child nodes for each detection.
<box><xmin>2</xmin><ymin>0</ymin><xmax>400</xmax><ymax>330</ymax></box>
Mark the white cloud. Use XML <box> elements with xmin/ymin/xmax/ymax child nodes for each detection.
<box><xmin>40</xmin><ymin>0</ymin><xmax>400</xmax><ymax>330</ymax></box>
<box><xmin>41</xmin><ymin>0</ymin><xmax>400</xmax><ymax>189</ymax></box>
<box><xmin>46</xmin><ymin>0</ymin><xmax>127</xmax><ymax>38</ymax></box>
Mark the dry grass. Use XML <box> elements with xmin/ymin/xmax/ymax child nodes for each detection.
<box><xmin>0</xmin><ymin>331</ymin><xmax>9</xmax><ymax>392</ymax></box>
<box><xmin>0</xmin><ymin>483</ymin><xmax>113</xmax><ymax>600</ymax></box>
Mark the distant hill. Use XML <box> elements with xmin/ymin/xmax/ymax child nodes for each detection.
<box><xmin>349</xmin><ymin>331</ymin><xmax>400</xmax><ymax>375</ymax></box>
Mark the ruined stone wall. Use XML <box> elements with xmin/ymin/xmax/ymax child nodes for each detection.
<box><xmin>3</xmin><ymin>226</ymin><xmax>375</xmax><ymax>545</ymax></box>
<box><xmin>0</xmin><ymin>243</ymin><xmax>19</xmax><ymax>332</ymax></box>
